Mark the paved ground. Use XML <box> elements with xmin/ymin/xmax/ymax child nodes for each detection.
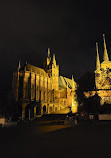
<box><xmin>0</xmin><ymin>121</ymin><xmax>111</xmax><ymax>158</ymax></box>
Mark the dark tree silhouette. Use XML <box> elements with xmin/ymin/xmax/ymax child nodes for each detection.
<box><xmin>77</xmin><ymin>71</ymin><xmax>100</xmax><ymax>114</ymax></box>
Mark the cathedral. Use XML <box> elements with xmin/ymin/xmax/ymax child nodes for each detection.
<box><xmin>12</xmin><ymin>49</ymin><xmax>78</xmax><ymax>119</ymax></box>
<box><xmin>84</xmin><ymin>34</ymin><xmax>111</xmax><ymax>105</ymax></box>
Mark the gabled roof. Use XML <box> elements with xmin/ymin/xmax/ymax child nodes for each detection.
<box><xmin>59</xmin><ymin>76</ymin><xmax>77</xmax><ymax>90</ymax></box>
<box><xmin>26</xmin><ymin>64</ymin><xmax>47</xmax><ymax>76</ymax></box>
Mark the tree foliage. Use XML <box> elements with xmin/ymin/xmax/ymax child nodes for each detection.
<box><xmin>77</xmin><ymin>71</ymin><xmax>100</xmax><ymax>113</ymax></box>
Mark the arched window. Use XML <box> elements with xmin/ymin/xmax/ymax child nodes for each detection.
<box><xmin>43</xmin><ymin>105</ymin><xmax>46</xmax><ymax>112</ymax></box>
<box><xmin>49</xmin><ymin>106</ymin><xmax>52</xmax><ymax>112</ymax></box>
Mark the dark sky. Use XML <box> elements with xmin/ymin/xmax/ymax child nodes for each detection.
<box><xmin>0</xmin><ymin>0</ymin><xmax>111</xmax><ymax>98</ymax></box>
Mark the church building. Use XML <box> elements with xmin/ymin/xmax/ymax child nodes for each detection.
<box><xmin>12</xmin><ymin>49</ymin><xmax>78</xmax><ymax>119</ymax></box>
<box><xmin>84</xmin><ymin>34</ymin><xmax>111</xmax><ymax>105</ymax></box>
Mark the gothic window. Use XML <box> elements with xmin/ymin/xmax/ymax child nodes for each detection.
<box><xmin>43</xmin><ymin>105</ymin><xmax>46</xmax><ymax>112</ymax></box>
<box><xmin>40</xmin><ymin>91</ymin><xmax>41</xmax><ymax>100</ymax></box>
<box><xmin>49</xmin><ymin>106</ymin><xmax>52</xmax><ymax>112</ymax></box>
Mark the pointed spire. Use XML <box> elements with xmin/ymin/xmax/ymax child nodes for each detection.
<box><xmin>18</xmin><ymin>61</ymin><xmax>21</xmax><ymax>71</ymax></box>
<box><xmin>47</xmin><ymin>48</ymin><xmax>51</xmax><ymax>66</ymax></box>
<box><xmin>96</xmin><ymin>43</ymin><xmax>100</xmax><ymax>70</ymax></box>
<box><xmin>48</xmin><ymin>48</ymin><xmax>50</xmax><ymax>57</ymax></box>
<box><xmin>72</xmin><ymin>75</ymin><xmax>75</xmax><ymax>91</ymax></box>
<box><xmin>53</xmin><ymin>54</ymin><xmax>56</xmax><ymax>67</ymax></box>
<box><xmin>18</xmin><ymin>61</ymin><xmax>21</xmax><ymax>69</ymax></box>
<box><xmin>103</xmin><ymin>34</ymin><xmax>109</xmax><ymax>61</ymax></box>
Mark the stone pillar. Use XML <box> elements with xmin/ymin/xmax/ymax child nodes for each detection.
<box><xmin>35</xmin><ymin>74</ymin><xmax>36</xmax><ymax>101</ymax></box>
<box><xmin>45</xmin><ymin>77</ymin><xmax>47</xmax><ymax>102</ymax></box>
<box><xmin>36</xmin><ymin>74</ymin><xmax>39</xmax><ymax>101</ymax></box>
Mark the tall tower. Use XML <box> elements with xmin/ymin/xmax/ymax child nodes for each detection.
<box><xmin>52</xmin><ymin>54</ymin><xmax>59</xmax><ymax>91</ymax></box>
<box><xmin>96</xmin><ymin>43</ymin><xmax>100</xmax><ymax>70</ymax></box>
<box><xmin>95</xmin><ymin>43</ymin><xmax>101</xmax><ymax>89</ymax></box>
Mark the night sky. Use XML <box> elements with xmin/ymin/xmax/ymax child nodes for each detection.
<box><xmin>0</xmin><ymin>0</ymin><xmax>111</xmax><ymax>99</ymax></box>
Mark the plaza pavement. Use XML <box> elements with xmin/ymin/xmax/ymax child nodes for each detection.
<box><xmin>0</xmin><ymin>121</ymin><xmax>111</xmax><ymax>158</ymax></box>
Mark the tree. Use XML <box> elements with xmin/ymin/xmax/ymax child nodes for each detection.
<box><xmin>77</xmin><ymin>71</ymin><xmax>100</xmax><ymax>114</ymax></box>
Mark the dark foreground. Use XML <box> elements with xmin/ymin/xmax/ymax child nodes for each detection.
<box><xmin>0</xmin><ymin>121</ymin><xmax>111</xmax><ymax>158</ymax></box>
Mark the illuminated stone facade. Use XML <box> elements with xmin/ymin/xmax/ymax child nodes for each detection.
<box><xmin>12</xmin><ymin>49</ymin><xmax>78</xmax><ymax>119</ymax></box>
<box><xmin>84</xmin><ymin>34</ymin><xmax>111</xmax><ymax>105</ymax></box>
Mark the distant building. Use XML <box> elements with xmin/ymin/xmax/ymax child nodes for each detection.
<box><xmin>12</xmin><ymin>49</ymin><xmax>78</xmax><ymax>119</ymax></box>
<box><xmin>84</xmin><ymin>34</ymin><xmax>111</xmax><ymax>105</ymax></box>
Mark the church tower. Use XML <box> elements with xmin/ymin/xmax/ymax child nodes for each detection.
<box><xmin>52</xmin><ymin>54</ymin><xmax>59</xmax><ymax>91</ymax></box>
<box><xmin>95</xmin><ymin>43</ymin><xmax>101</xmax><ymax>89</ymax></box>
<box><xmin>44</xmin><ymin>49</ymin><xmax>59</xmax><ymax>91</ymax></box>
<box><xmin>94</xmin><ymin>34</ymin><xmax>111</xmax><ymax>104</ymax></box>
<box><xmin>95</xmin><ymin>34</ymin><xmax>111</xmax><ymax>90</ymax></box>
<box><xmin>96</xmin><ymin>43</ymin><xmax>100</xmax><ymax>70</ymax></box>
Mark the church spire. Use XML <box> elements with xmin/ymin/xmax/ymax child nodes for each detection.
<box><xmin>47</xmin><ymin>48</ymin><xmax>51</xmax><ymax>66</ymax></box>
<box><xmin>103</xmin><ymin>34</ymin><xmax>109</xmax><ymax>61</ymax></box>
<box><xmin>18</xmin><ymin>60</ymin><xmax>21</xmax><ymax>71</ymax></box>
<box><xmin>96</xmin><ymin>43</ymin><xmax>100</xmax><ymax>70</ymax></box>
<box><xmin>48</xmin><ymin>48</ymin><xmax>50</xmax><ymax>58</ymax></box>
<box><xmin>18</xmin><ymin>60</ymin><xmax>21</xmax><ymax>69</ymax></box>
<box><xmin>72</xmin><ymin>75</ymin><xmax>75</xmax><ymax>91</ymax></box>
<box><xmin>53</xmin><ymin>54</ymin><xmax>56</xmax><ymax>67</ymax></box>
